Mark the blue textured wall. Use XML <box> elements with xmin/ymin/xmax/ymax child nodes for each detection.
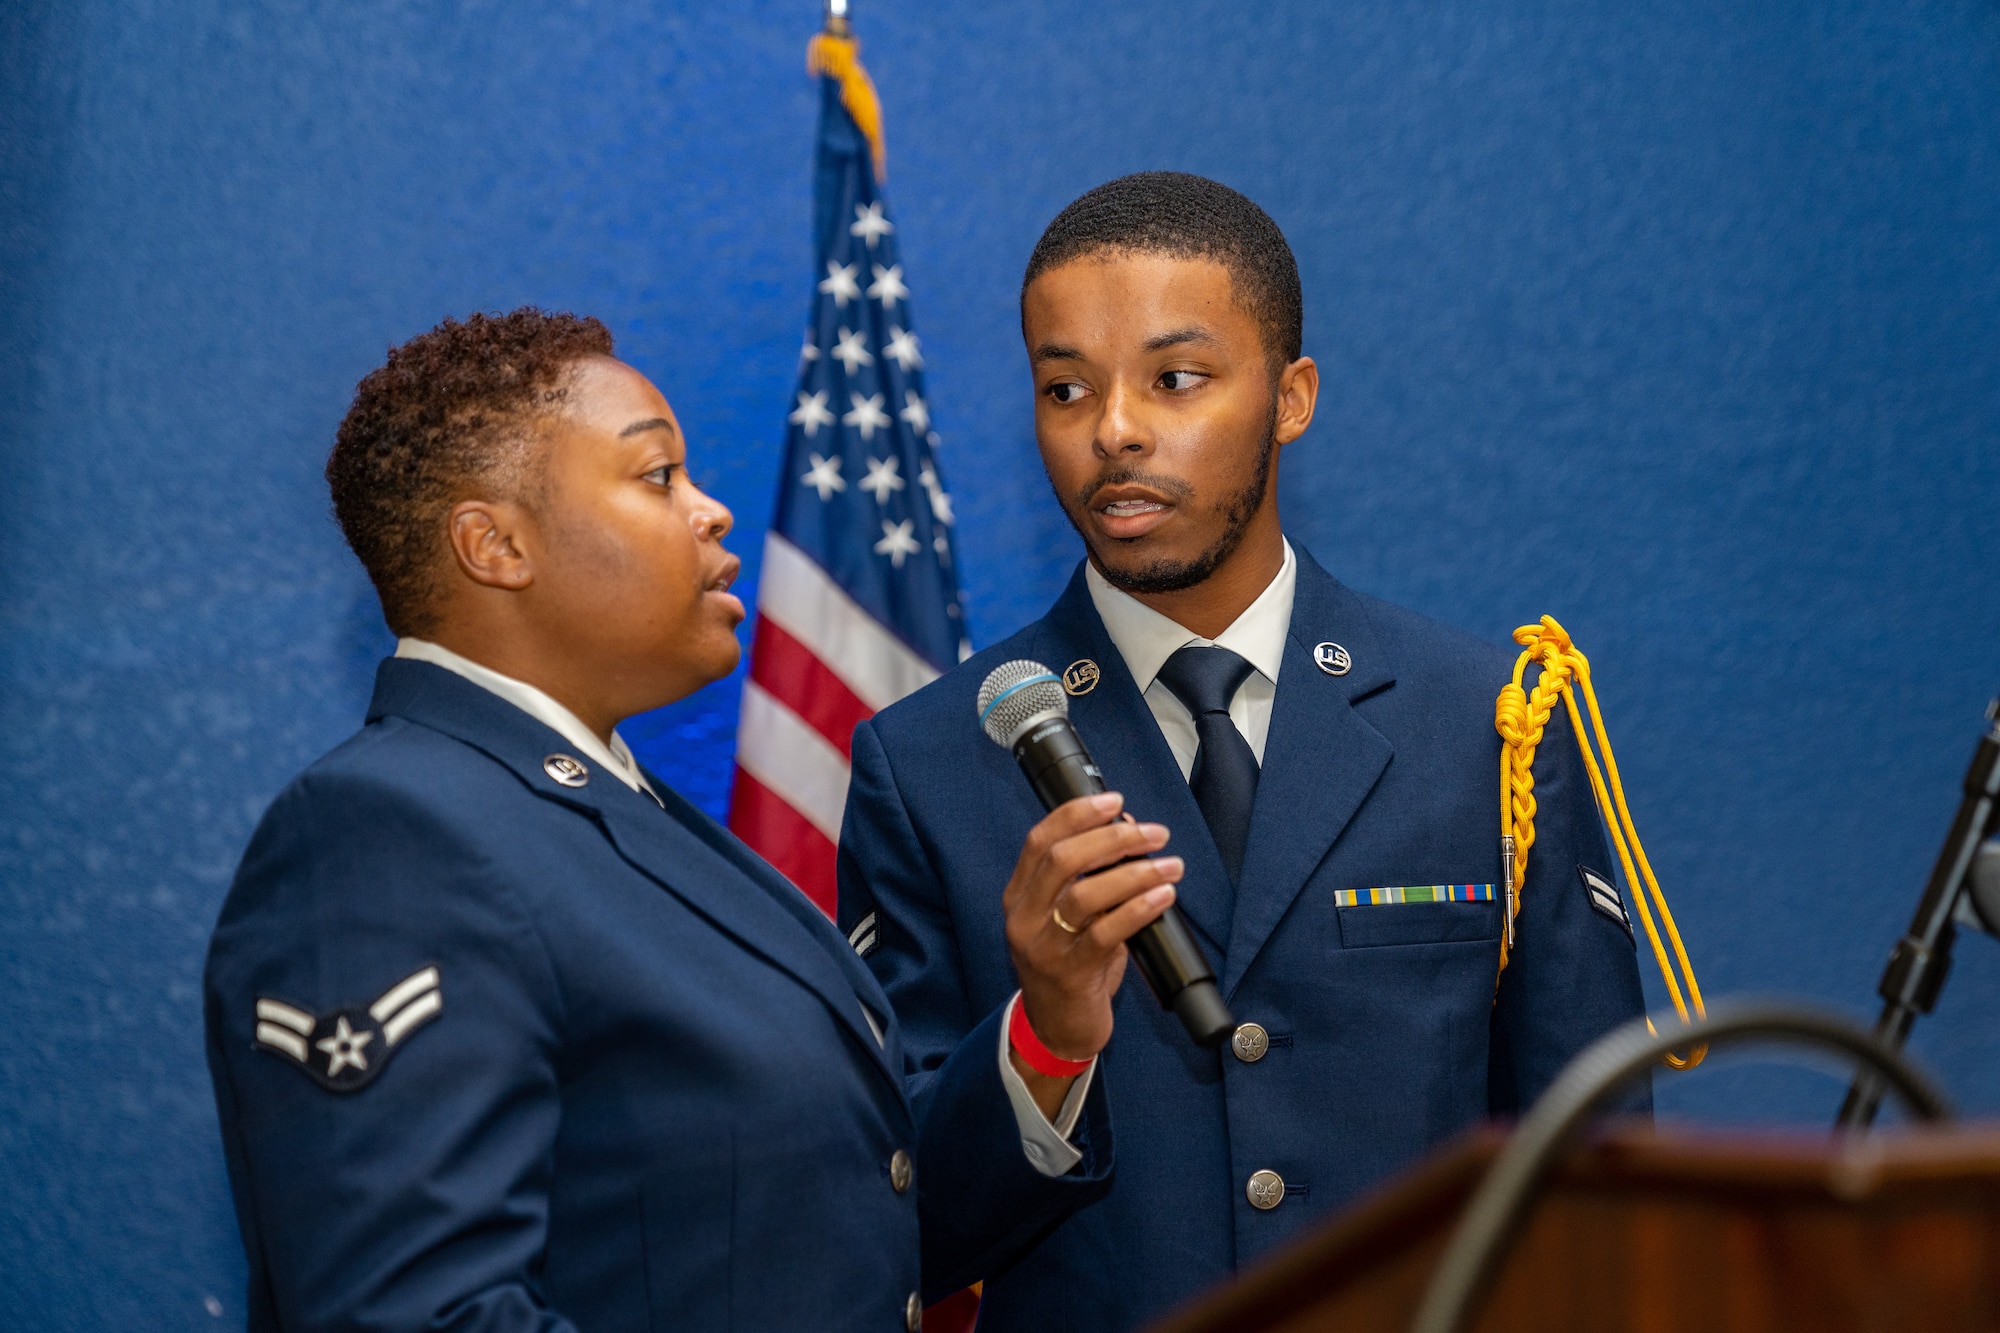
<box><xmin>4</xmin><ymin>1</ymin><xmax>1997</xmax><ymax>1326</ymax></box>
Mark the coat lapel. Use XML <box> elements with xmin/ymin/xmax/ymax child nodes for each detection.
<box><xmin>590</xmin><ymin>783</ymin><xmax>903</xmax><ymax>1087</ymax></box>
<box><xmin>1031</xmin><ymin>567</ymin><xmax>1236</xmax><ymax>956</ymax></box>
<box><xmin>1222</xmin><ymin>549</ymin><xmax>1397</xmax><ymax>994</ymax></box>
<box><xmin>368</xmin><ymin>659</ymin><xmax>900</xmax><ymax>1089</ymax></box>
<box><xmin>628</xmin><ymin>770</ymin><xmax>906</xmax><ymax>1079</ymax></box>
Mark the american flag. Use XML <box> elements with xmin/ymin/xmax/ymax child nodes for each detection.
<box><xmin>729</xmin><ymin>33</ymin><xmax>968</xmax><ymax>918</ymax></box>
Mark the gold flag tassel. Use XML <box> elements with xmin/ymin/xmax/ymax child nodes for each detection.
<box><xmin>1494</xmin><ymin>616</ymin><xmax>1708</xmax><ymax>1069</ymax></box>
<box><xmin>807</xmin><ymin>28</ymin><xmax>887</xmax><ymax>182</ymax></box>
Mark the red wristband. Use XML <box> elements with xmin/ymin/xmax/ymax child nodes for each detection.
<box><xmin>1008</xmin><ymin>993</ymin><xmax>1094</xmax><ymax>1078</ymax></box>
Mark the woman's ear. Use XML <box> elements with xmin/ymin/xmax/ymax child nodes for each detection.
<box><xmin>446</xmin><ymin>499</ymin><xmax>536</xmax><ymax>591</ymax></box>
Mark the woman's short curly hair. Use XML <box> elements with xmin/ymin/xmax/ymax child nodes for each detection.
<box><xmin>327</xmin><ymin>308</ymin><xmax>614</xmax><ymax>636</ymax></box>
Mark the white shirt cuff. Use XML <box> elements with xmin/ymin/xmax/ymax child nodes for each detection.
<box><xmin>997</xmin><ymin>991</ymin><xmax>1095</xmax><ymax>1178</ymax></box>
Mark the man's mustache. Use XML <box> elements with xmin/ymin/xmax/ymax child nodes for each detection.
<box><xmin>1072</xmin><ymin>468</ymin><xmax>1195</xmax><ymax>510</ymax></box>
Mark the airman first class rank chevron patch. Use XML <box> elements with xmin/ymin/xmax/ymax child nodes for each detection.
<box><xmin>1334</xmin><ymin>885</ymin><xmax>1496</xmax><ymax>906</ymax></box>
<box><xmin>848</xmin><ymin>911</ymin><xmax>879</xmax><ymax>958</ymax></box>
<box><xmin>1579</xmin><ymin>865</ymin><xmax>1633</xmax><ymax>941</ymax></box>
<box><xmin>252</xmin><ymin>965</ymin><xmax>443</xmax><ymax>1092</ymax></box>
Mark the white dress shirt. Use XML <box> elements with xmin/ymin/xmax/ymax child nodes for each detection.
<box><xmin>396</xmin><ymin>638</ymin><xmax>1090</xmax><ymax>1175</ymax></box>
<box><xmin>1084</xmin><ymin>538</ymin><xmax>1298</xmax><ymax>776</ymax></box>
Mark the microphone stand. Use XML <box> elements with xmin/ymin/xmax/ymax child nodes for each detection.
<box><xmin>1836</xmin><ymin>694</ymin><xmax>2000</xmax><ymax>1130</ymax></box>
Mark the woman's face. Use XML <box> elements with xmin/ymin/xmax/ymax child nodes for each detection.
<box><xmin>526</xmin><ymin>355</ymin><xmax>744</xmax><ymax>711</ymax></box>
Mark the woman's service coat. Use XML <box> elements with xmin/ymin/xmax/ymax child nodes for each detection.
<box><xmin>205</xmin><ymin>658</ymin><xmax>1112</xmax><ymax>1332</ymax></box>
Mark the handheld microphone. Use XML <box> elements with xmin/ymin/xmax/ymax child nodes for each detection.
<box><xmin>977</xmin><ymin>660</ymin><xmax>1236</xmax><ymax>1049</ymax></box>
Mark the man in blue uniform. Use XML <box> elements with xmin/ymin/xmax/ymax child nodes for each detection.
<box><xmin>204</xmin><ymin>309</ymin><xmax>1190</xmax><ymax>1331</ymax></box>
<box><xmin>838</xmin><ymin>173</ymin><xmax>1649</xmax><ymax>1331</ymax></box>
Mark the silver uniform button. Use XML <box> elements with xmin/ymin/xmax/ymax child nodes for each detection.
<box><xmin>889</xmin><ymin>1148</ymin><xmax>913</xmax><ymax>1194</ymax></box>
<box><xmin>1246</xmin><ymin>1169</ymin><xmax>1286</xmax><ymax>1211</ymax></box>
<box><xmin>1231</xmin><ymin>1022</ymin><xmax>1269</xmax><ymax>1063</ymax></box>
<box><xmin>905</xmin><ymin>1291</ymin><xmax>923</xmax><ymax>1331</ymax></box>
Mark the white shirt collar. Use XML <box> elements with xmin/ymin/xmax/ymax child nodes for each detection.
<box><xmin>394</xmin><ymin>638</ymin><xmax>654</xmax><ymax>797</ymax></box>
<box><xmin>1084</xmin><ymin>538</ymin><xmax>1297</xmax><ymax>691</ymax></box>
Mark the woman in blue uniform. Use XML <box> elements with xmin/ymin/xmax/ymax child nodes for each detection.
<box><xmin>203</xmin><ymin>309</ymin><xmax>1187</xmax><ymax>1332</ymax></box>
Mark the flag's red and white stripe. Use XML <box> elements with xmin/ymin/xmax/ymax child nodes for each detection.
<box><xmin>730</xmin><ymin>534</ymin><xmax>940</xmax><ymax>915</ymax></box>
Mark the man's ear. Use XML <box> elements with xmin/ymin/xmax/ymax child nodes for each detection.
<box><xmin>1273</xmin><ymin>355</ymin><xmax>1319</xmax><ymax>447</ymax></box>
<box><xmin>446</xmin><ymin>499</ymin><xmax>536</xmax><ymax>591</ymax></box>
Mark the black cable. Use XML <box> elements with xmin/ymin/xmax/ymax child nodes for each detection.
<box><xmin>1409</xmin><ymin>1001</ymin><xmax>1951</xmax><ymax>1333</ymax></box>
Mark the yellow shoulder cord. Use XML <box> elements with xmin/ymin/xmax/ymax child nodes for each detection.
<box><xmin>1493</xmin><ymin>616</ymin><xmax>1707</xmax><ymax>1069</ymax></box>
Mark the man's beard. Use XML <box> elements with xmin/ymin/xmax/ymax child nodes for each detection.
<box><xmin>1059</xmin><ymin>398</ymin><xmax>1278</xmax><ymax>596</ymax></box>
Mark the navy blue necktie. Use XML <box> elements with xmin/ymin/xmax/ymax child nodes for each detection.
<box><xmin>1155</xmin><ymin>644</ymin><xmax>1261</xmax><ymax>885</ymax></box>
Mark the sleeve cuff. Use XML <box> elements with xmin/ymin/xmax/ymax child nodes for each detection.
<box><xmin>997</xmin><ymin>991</ymin><xmax>1095</xmax><ymax>1178</ymax></box>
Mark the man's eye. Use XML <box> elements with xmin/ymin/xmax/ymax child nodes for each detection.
<box><xmin>1159</xmin><ymin>370</ymin><xmax>1208</xmax><ymax>392</ymax></box>
<box><xmin>1047</xmin><ymin>382</ymin><xmax>1089</xmax><ymax>405</ymax></box>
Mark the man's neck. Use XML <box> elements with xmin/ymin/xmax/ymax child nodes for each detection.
<box><xmin>1097</xmin><ymin>519</ymin><xmax>1287</xmax><ymax>640</ymax></box>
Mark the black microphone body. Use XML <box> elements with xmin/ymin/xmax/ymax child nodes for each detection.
<box><xmin>1013</xmin><ymin>713</ymin><xmax>1237</xmax><ymax>1048</ymax></box>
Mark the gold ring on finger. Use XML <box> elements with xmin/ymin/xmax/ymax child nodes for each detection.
<box><xmin>1051</xmin><ymin>903</ymin><xmax>1084</xmax><ymax>935</ymax></box>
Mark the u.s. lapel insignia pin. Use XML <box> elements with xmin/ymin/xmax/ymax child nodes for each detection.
<box><xmin>1062</xmin><ymin>659</ymin><xmax>1101</xmax><ymax>696</ymax></box>
<box><xmin>1313</xmin><ymin>642</ymin><xmax>1352</xmax><ymax>677</ymax></box>
<box><xmin>543</xmin><ymin>753</ymin><xmax>590</xmax><ymax>787</ymax></box>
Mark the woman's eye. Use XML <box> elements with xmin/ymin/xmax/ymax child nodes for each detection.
<box><xmin>643</xmin><ymin>465</ymin><xmax>677</xmax><ymax>487</ymax></box>
<box><xmin>1047</xmin><ymin>381</ymin><xmax>1089</xmax><ymax>405</ymax></box>
<box><xmin>1159</xmin><ymin>370</ymin><xmax>1207</xmax><ymax>392</ymax></box>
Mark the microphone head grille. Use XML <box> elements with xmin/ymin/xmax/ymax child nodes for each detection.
<box><xmin>976</xmin><ymin>660</ymin><xmax>1069</xmax><ymax>747</ymax></box>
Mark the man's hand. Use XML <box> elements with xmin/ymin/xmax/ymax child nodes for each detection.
<box><xmin>1002</xmin><ymin>792</ymin><xmax>1181</xmax><ymax>1117</ymax></box>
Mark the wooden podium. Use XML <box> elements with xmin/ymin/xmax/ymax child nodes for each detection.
<box><xmin>1150</xmin><ymin>1124</ymin><xmax>2000</xmax><ymax>1333</ymax></box>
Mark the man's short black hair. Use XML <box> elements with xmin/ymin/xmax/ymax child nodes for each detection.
<box><xmin>1021</xmin><ymin>172</ymin><xmax>1303</xmax><ymax>369</ymax></box>
<box><xmin>327</xmin><ymin>308</ymin><xmax>613</xmax><ymax>637</ymax></box>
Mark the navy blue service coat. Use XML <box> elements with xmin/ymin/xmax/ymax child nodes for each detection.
<box><xmin>205</xmin><ymin>659</ymin><xmax>1111</xmax><ymax>1332</ymax></box>
<box><xmin>838</xmin><ymin>547</ymin><xmax>1646</xmax><ymax>1332</ymax></box>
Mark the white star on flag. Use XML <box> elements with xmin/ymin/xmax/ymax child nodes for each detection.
<box><xmin>850</xmin><ymin>201</ymin><xmax>895</xmax><ymax>249</ymax></box>
<box><xmin>934</xmin><ymin>530</ymin><xmax>953</xmax><ymax>562</ymax></box>
<box><xmin>867</xmin><ymin>264</ymin><xmax>908</xmax><ymax>310</ymax></box>
<box><xmin>831</xmin><ymin>327</ymin><xmax>873</xmax><ymax>374</ymax></box>
<box><xmin>874</xmin><ymin>518</ymin><xmax>921</xmax><ymax>567</ymax></box>
<box><xmin>799</xmin><ymin>332</ymin><xmax>819</xmax><ymax>364</ymax></box>
<box><xmin>819</xmin><ymin>260</ymin><xmax>862</xmax><ymax>307</ymax></box>
<box><xmin>899</xmin><ymin>389</ymin><xmax>929</xmax><ymax>434</ymax></box>
<box><xmin>844</xmin><ymin>392</ymin><xmax>892</xmax><ymax>441</ymax></box>
<box><xmin>316</xmin><ymin>1016</ymin><xmax>373</xmax><ymax>1076</ymax></box>
<box><xmin>885</xmin><ymin>326</ymin><xmax>924</xmax><ymax>371</ymax></box>
<box><xmin>800</xmin><ymin>453</ymin><xmax>846</xmax><ymax>500</ymax></box>
<box><xmin>859</xmin><ymin>454</ymin><xmax>906</xmax><ymax>502</ymax></box>
<box><xmin>918</xmin><ymin>460</ymin><xmax>954</xmax><ymax>525</ymax></box>
<box><xmin>789</xmin><ymin>390</ymin><xmax>835</xmax><ymax>437</ymax></box>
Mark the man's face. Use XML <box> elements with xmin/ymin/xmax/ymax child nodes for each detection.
<box><xmin>1022</xmin><ymin>252</ymin><xmax>1293</xmax><ymax>593</ymax></box>
<box><xmin>529</xmin><ymin>356</ymin><xmax>744</xmax><ymax>703</ymax></box>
